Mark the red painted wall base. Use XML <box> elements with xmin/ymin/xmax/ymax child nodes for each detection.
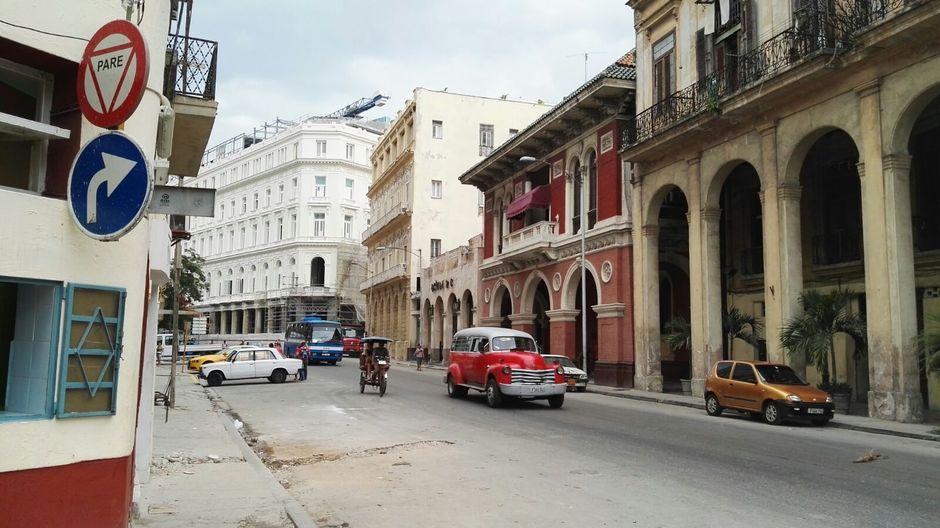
<box><xmin>0</xmin><ymin>455</ymin><xmax>132</xmax><ymax>527</ymax></box>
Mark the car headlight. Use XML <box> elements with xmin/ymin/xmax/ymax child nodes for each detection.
<box><xmin>501</xmin><ymin>366</ymin><xmax>511</xmax><ymax>375</ymax></box>
<box><xmin>826</xmin><ymin>395</ymin><xmax>833</xmax><ymax>403</ymax></box>
<box><xmin>556</xmin><ymin>367</ymin><xmax>565</xmax><ymax>375</ymax></box>
<box><xmin>579</xmin><ymin>374</ymin><xmax>588</xmax><ymax>380</ymax></box>
<box><xmin>786</xmin><ymin>394</ymin><xmax>802</xmax><ymax>402</ymax></box>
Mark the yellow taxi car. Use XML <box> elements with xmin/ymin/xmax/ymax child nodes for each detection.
<box><xmin>704</xmin><ymin>360</ymin><xmax>834</xmax><ymax>426</ymax></box>
<box><xmin>187</xmin><ymin>345</ymin><xmax>254</xmax><ymax>372</ymax></box>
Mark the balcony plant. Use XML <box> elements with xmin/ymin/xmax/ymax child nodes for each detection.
<box><xmin>780</xmin><ymin>288</ymin><xmax>866</xmax><ymax>413</ymax></box>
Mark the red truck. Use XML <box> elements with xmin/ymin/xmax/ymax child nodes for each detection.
<box><xmin>445</xmin><ymin>327</ymin><xmax>567</xmax><ymax>409</ymax></box>
<box><xmin>342</xmin><ymin>325</ymin><xmax>365</xmax><ymax>358</ymax></box>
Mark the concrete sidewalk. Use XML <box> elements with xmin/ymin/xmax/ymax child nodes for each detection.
<box><xmin>134</xmin><ymin>368</ymin><xmax>294</xmax><ymax>527</ymax></box>
<box><xmin>393</xmin><ymin>359</ymin><xmax>940</xmax><ymax>442</ymax></box>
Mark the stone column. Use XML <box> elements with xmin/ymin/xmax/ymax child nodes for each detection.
<box><xmin>696</xmin><ymin>207</ymin><xmax>724</xmax><ymax>396</ymax></box>
<box><xmin>509</xmin><ymin>313</ymin><xmax>536</xmax><ymax>336</ymax></box>
<box><xmin>220</xmin><ymin>309</ymin><xmax>229</xmax><ymax>335</ymax></box>
<box><xmin>856</xmin><ymin>81</ymin><xmax>922</xmax><ymax>422</ymax></box>
<box><xmin>592</xmin><ymin>303</ymin><xmax>632</xmax><ymax>387</ymax></box>
<box><xmin>241</xmin><ymin>309</ymin><xmax>250</xmax><ymax>336</ymax></box>
<box><xmin>757</xmin><ymin>124</ymin><xmax>790</xmax><ymax>364</ymax></box>
<box><xmin>479</xmin><ymin>316</ymin><xmax>502</xmax><ymax>327</ymax></box>
<box><xmin>776</xmin><ymin>184</ymin><xmax>804</xmax><ymax>371</ymax></box>
<box><xmin>685</xmin><ymin>157</ymin><xmax>709</xmax><ymax>397</ymax></box>
<box><xmin>634</xmin><ymin>224</ymin><xmax>663</xmax><ymax>392</ymax></box>
<box><xmin>254</xmin><ymin>308</ymin><xmax>262</xmax><ymax>334</ymax></box>
<box><xmin>546</xmin><ymin>309</ymin><xmax>579</xmax><ymax>361</ymax></box>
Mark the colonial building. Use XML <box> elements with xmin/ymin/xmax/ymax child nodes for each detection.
<box><xmin>363</xmin><ymin>89</ymin><xmax>550</xmax><ymax>359</ymax></box>
<box><xmin>188</xmin><ymin>117</ymin><xmax>384</xmax><ymax>334</ymax></box>
<box><xmin>0</xmin><ymin>0</ymin><xmax>218</xmax><ymax>524</ymax></box>
<box><xmin>623</xmin><ymin>0</ymin><xmax>940</xmax><ymax>422</ymax></box>
<box><xmin>419</xmin><ymin>235</ymin><xmax>484</xmax><ymax>362</ymax></box>
<box><xmin>460</xmin><ymin>55</ymin><xmax>638</xmax><ymax>387</ymax></box>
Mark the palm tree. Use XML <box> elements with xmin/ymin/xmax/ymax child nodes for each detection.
<box><xmin>723</xmin><ymin>307</ymin><xmax>762</xmax><ymax>355</ymax></box>
<box><xmin>780</xmin><ymin>288</ymin><xmax>867</xmax><ymax>388</ymax></box>
<box><xmin>663</xmin><ymin>317</ymin><xmax>692</xmax><ymax>353</ymax></box>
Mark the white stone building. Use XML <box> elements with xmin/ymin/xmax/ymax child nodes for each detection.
<box><xmin>187</xmin><ymin>117</ymin><xmax>384</xmax><ymax>334</ymax></box>
<box><xmin>363</xmin><ymin>89</ymin><xmax>551</xmax><ymax>358</ymax></box>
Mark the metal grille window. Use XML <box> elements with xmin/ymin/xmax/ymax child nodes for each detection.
<box><xmin>479</xmin><ymin>124</ymin><xmax>494</xmax><ymax>156</ymax></box>
<box><xmin>57</xmin><ymin>285</ymin><xmax>126</xmax><ymax>417</ymax></box>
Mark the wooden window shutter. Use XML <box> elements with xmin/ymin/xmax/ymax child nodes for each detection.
<box><xmin>696</xmin><ymin>29</ymin><xmax>707</xmax><ymax>84</ymax></box>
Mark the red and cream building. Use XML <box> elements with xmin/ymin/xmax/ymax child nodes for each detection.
<box><xmin>460</xmin><ymin>55</ymin><xmax>638</xmax><ymax>387</ymax></box>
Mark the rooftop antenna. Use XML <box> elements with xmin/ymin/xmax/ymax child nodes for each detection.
<box><xmin>566</xmin><ymin>51</ymin><xmax>607</xmax><ymax>83</ymax></box>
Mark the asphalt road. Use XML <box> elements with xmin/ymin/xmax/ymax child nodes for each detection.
<box><xmin>208</xmin><ymin>361</ymin><xmax>940</xmax><ymax>528</ymax></box>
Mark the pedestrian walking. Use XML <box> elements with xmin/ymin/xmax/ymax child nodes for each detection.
<box><xmin>274</xmin><ymin>340</ymin><xmax>283</xmax><ymax>356</ymax></box>
<box><xmin>298</xmin><ymin>341</ymin><xmax>308</xmax><ymax>381</ymax></box>
<box><xmin>415</xmin><ymin>344</ymin><xmax>426</xmax><ymax>371</ymax></box>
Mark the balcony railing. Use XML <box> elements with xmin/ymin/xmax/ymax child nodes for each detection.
<box><xmin>164</xmin><ymin>34</ymin><xmax>218</xmax><ymax>100</ymax></box>
<box><xmin>622</xmin><ymin>0</ymin><xmax>928</xmax><ymax>149</ymax></box>
<box><xmin>501</xmin><ymin>221</ymin><xmax>557</xmax><ymax>255</ymax></box>
<box><xmin>361</xmin><ymin>264</ymin><xmax>409</xmax><ymax>290</ymax></box>
<box><xmin>362</xmin><ymin>200</ymin><xmax>411</xmax><ymax>241</ymax></box>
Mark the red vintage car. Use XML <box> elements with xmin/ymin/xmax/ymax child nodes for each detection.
<box><xmin>445</xmin><ymin>327</ymin><xmax>567</xmax><ymax>408</ymax></box>
<box><xmin>342</xmin><ymin>325</ymin><xmax>365</xmax><ymax>357</ymax></box>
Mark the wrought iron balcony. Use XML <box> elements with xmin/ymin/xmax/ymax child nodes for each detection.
<box><xmin>622</xmin><ymin>0</ymin><xmax>928</xmax><ymax>149</ymax></box>
<box><xmin>164</xmin><ymin>34</ymin><xmax>218</xmax><ymax>100</ymax></box>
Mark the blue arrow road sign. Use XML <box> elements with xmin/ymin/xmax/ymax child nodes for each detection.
<box><xmin>68</xmin><ymin>131</ymin><xmax>152</xmax><ymax>241</ymax></box>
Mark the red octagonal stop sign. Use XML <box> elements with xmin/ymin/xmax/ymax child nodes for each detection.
<box><xmin>77</xmin><ymin>19</ymin><xmax>150</xmax><ymax>129</ymax></box>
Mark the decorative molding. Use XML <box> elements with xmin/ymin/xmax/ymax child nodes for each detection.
<box><xmin>641</xmin><ymin>224</ymin><xmax>659</xmax><ymax>238</ymax></box>
<box><xmin>483</xmin><ymin>287</ymin><xmax>491</xmax><ymax>303</ymax></box>
<box><xmin>856</xmin><ymin>162</ymin><xmax>866</xmax><ymax>179</ymax></box>
<box><xmin>777</xmin><ymin>183</ymin><xmax>802</xmax><ymax>202</ymax></box>
<box><xmin>545</xmin><ymin>309</ymin><xmax>580</xmax><ymax>322</ymax></box>
<box><xmin>552</xmin><ymin>272</ymin><xmax>562</xmax><ymax>291</ymax></box>
<box><xmin>508</xmin><ymin>313</ymin><xmax>536</xmax><ymax>325</ymax></box>
<box><xmin>592</xmin><ymin>303</ymin><xmax>626</xmax><ymax>319</ymax></box>
<box><xmin>601</xmin><ymin>261</ymin><xmax>614</xmax><ymax>283</ymax></box>
<box><xmin>882</xmin><ymin>153</ymin><xmax>912</xmax><ymax>173</ymax></box>
<box><xmin>513</xmin><ymin>281</ymin><xmax>522</xmax><ymax>298</ymax></box>
<box><xmin>854</xmin><ymin>78</ymin><xmax>882</xmax><ymax>98</ymax></box>
<box><xmin>700</xmin><ymin>207</ymin><xmax>721</xmax><ymax>223</ymax></box>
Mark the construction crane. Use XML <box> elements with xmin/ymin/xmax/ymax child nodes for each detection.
<box><xmin>323</xmin><ymin>93</ymin><xmax>389</xmax><ymax>119</ymax></box>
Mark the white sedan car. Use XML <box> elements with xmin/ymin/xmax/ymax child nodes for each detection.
<box><xmin>200</xmin><ymin>348</ymin><xmax>302</xmax><ymax>387</ymax></box>
<box><xmin>542</xmin><ymin>355</ymin><xmax>588</xmax><ymax>392</ymax></box>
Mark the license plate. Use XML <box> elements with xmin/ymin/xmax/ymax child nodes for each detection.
<box><xmin>567</xmin><ymin>379</ymin><xmax>576</xmax><ymax>386</ymax></box>
<box><xmin>808</xmin><ymin>408</ymin><xmax>824</xmax><ymax>414</ymax></box>
<box><xmin>529</xmin><ymin>385</ymin><xmax>546</xmax><ymax>393</ymax></box>
<box><xmin>378</xmin><ymin>360</ymin><xmax>387</xmax><ymax>365</ymax></box>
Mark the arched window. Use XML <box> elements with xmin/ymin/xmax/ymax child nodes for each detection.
<box><xmin>276</xmin><ymin>260</ymin><xmax>282</xmax><ymax>290</ymax></box>
<box><xmin>237</xmin><ymin>267</ymin><xmax>245</xmax><ymax>294</ymax></box>
<box><xmin>311</xmin><ymin>257</ymin><xmax>325</xmax><ymax>287</ymax></box>
<box><xmin>587</xmin><ymin>149</ymin><xmax>597</xmax><ymax>230</ymax></box>
<box><xmin>263</xmin><ymin>263</ymin><xmax>269</xmax><ymax>290</ymax></box>
<box><xmin>249</xmin><ymin>265</ymin><xmax>256</xmax><ymax>293</ymax></box>
<box><xmin>571</xmin><ymin>158</ymin><xmax>582</xmax><ymax>233</ymax></box>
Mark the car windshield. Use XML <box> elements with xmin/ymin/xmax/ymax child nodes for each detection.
<box><xmin>490</xmin><ymin>337</ymin><xmax>537</xmax><ymax>352</ymax></box>
<box><xmin>309</xmin><ymin>326</ymin><xmax>341</xmax><ymax>343</ymax></box>
<box><xmin>545</xmin><ymin>355</ymin><xmax>576</xmax><ymax>368</ymax></box>
<box><xmin>755</xmin><ymin>364</ymin><xmax>808</xmax><ymax>385</ymax></box>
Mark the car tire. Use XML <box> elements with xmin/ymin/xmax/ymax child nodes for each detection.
<box><xmin>207</xmin><ymin>371</ymin><xmax>223</xmax><ymax>387</ymax></box>
<box><xmin>705</xmin><ymin>393</ymin><xmax>723</xmax><ymax>417</ymax></box>
<box><xmin>447</xmin><ymin>375</ymin><xmax>468</xmax><ymax>398</ymax></box>
<box><xmin>548</xmin><ymin>394</ymin><xmax>565</xmax><ymax>409</ymax></box>
<box><xmin>485</xmin><ymin>378</ymin><xmax>503</xmax><ymax>408</ymax></box>
<box><xmin>269</xmin><ymin>369</ymin><xmax>287</xmax><ymax>384</ymax></box>
<box><xmin>763</xmin><ymin>401</ymin><xmax>784</xmax><ymax>426</ymax></box>
<box><xmin>328</xmin><ymin>361</ymin><xmax>337</xmax><ymax>366</ymax></box>
<box><xmin>811</xmin><ymin>418</ymin><xmax>830</xmax><ymax>426</ymax></box>
<box><xmin>576</xmin><ymin>386</ymin><xmax>587</xmax><ymax>393</ymax></box>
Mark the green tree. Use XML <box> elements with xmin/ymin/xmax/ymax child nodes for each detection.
<box><xmin>161</xmin><ymin>247</ymin><xmax>208</xmax><ymax>310</ymax></box>
<box><xmin>662</xmin><ymin>308</ymin><xmax>762</xmax><ymax>355</ymax></box>
<box><xmin>780</xmin><ymin>288</ymin><xmax>866</xmax><ymax>389</ymax></box>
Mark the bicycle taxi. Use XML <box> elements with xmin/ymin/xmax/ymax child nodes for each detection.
<box><xmin>359</xmin><ymin>336</ymin><xmax>392</xmax><ymax>396</ymax></box>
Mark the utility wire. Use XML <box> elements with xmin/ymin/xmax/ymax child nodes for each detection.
<box><xmin>0</xmin><ymin>18</ymin><xmax>88</xmax><ymax>41</ymax></box>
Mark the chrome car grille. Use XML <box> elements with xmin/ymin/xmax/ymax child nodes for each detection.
<box><xmin>510</xmin><ymin>369</ymin><xmax>555</xmax><ymax>385</ymax></box>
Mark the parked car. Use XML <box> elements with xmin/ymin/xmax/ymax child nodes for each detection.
<box><xmin>200</xmin><ymin>348</ymin><xmax>302</xmax><ymax>387</ymax></box>
<box><xmin>445</xmin><ymin>327</ymin><xmax>567</xmax><ymax>408</ymax></box>
<box><xmin>187</xmin><ymin>345</ymin><xmax>254</xmax><ymax>371</ymax></box>
<box><xmin>542</xmin><ymin>355</ymin><xmax>588</xmax><ymax>392</ymax></box>
<box><xmin>704</xmin><ymin>360</ymin><xmax>834</xmax><ymax>426</ymax></box>
<box><xmin>156</xmin><ymin>333</ymin><xmax>224</xmax><ymax>361</ymax></box>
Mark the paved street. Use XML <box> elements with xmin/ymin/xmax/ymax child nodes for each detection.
<box><xmin>204</xmin><ymin>361</ymin><xmax>940</xmax><ymax>528</ymax></box>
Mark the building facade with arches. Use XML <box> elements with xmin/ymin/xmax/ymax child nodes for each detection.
<box><xmin>419</xmin><ymin>235</ymin><xmax>483</xmax><ymax>363</ymax></box>
<box><xmin>460</xmin><ymin>55</ymin><xmax>638</xmax><ymax>387</ymax></box>
<box><xmin>624</xmin><ymin>0</ymin><xmax>940</xmax><ymax>422</ymax></box>
<box><xmin>187</xmin><ymin>117</ymin><xmax>382</xmax><ymax>334</ymax></box>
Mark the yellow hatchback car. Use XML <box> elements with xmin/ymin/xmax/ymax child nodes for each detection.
<box><xmin>187</xmin><ymin>345</ymin><xmax>253</xmax><ymax>371</ymax></box>
<box><xmin>704</xmin><ymin>360</ymin><xmax>834</xmax><ymax>426</ymax></box>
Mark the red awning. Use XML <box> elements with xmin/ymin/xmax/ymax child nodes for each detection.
<box><xmin>506</xmin><ymin>185</ymin><xmax>552</xmax><ymax>219</ymax></box>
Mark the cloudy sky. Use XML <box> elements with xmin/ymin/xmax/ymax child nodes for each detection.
<box><xmin>189</xmin><ymin>1</ymin><xmax>635</xmax><ymax>146</ymax></box>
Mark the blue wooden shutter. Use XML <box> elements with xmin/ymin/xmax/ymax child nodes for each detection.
<box><xmin>56</xmin><ymin>284</ymin><xmax>126</xmax><ymax>418</ymax></box>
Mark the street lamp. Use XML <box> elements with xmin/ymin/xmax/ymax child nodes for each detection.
<box><xmin>518</xmin><ymin>155</ymin><xmax>589</xmax><ymax>376</ymax></box>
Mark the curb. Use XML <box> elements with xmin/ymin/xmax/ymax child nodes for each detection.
<box><xmin>215</xmin><ymin>393</ymin><xmax>318</xmax><ymax>528</ymax></box>
<box><xmin>585</xmin><ymin>386</ymin><xmax>940</xmax><ymax>442</ymax></box>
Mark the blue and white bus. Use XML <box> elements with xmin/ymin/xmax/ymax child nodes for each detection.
<box><xmin>284</xmin><ymin>317</ymin><xmax>344</xmax><ymax>365</ymax></box>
